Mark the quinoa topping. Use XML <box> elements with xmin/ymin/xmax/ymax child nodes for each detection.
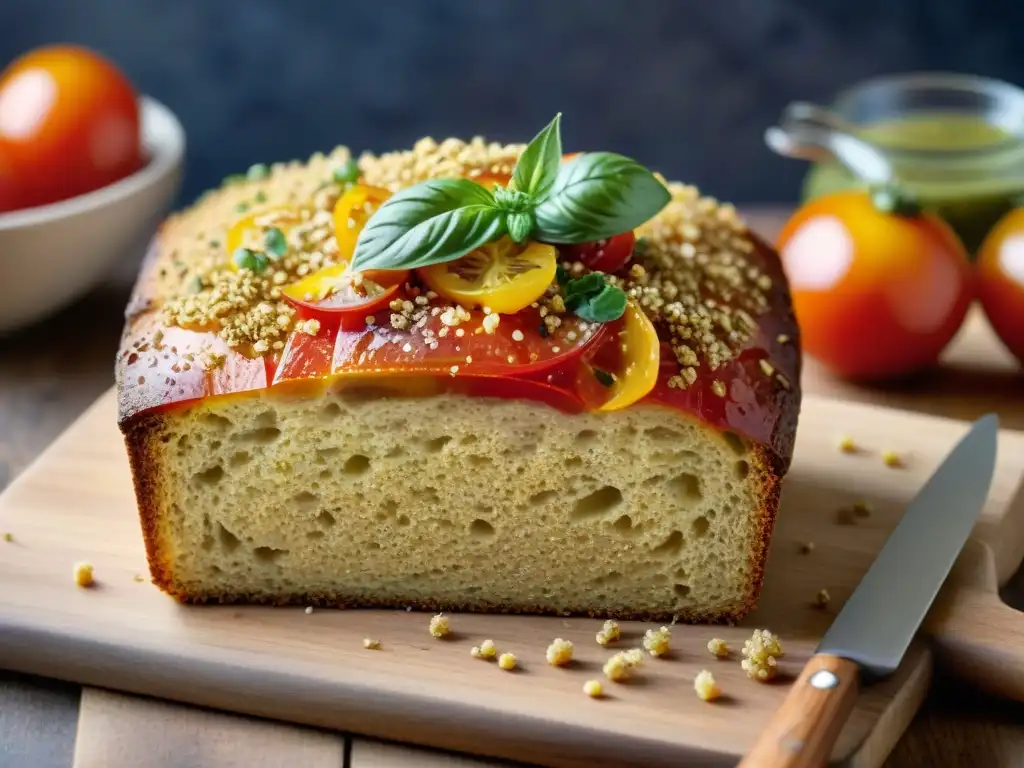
<box><xmin>147</xmin><ymin>139</ymin><xmax>776</xmax><ymax>387</ymax></box>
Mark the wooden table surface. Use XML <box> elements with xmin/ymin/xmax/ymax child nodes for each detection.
<box><xmin>2</xmin><ymin>209</ymin><xmax>1024</xmax><ymax>767</ymax></box>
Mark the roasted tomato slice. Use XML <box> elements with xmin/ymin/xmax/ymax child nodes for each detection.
<box><xmin>282</xmin><ymin>263</ymin><xmax>410</xmax><ymax>330</ymax></box>
<box><xmin>333</xmin><ymin>184</ymin><xmax>392</xmax><ymax>260</ymax></box>
<box><xmin>418</xmin><ymin>238</ymin><xmax>557</xmax><ymax>314</ymax></box>
<box><xmin>563</xmin><ymin>231</ymin><xmax>636</xmax><ymax>275</ymax></box>
<box><xmin>330</xmin><ymin>306</ymin><xmax>607</xmax><ymax>376</ymax></box>
<box><xmin>574</xmin><ymin>299</ymin><xmax>660</xmax><ymax>411</ymax></box>
<box><xmin>226</xmin><ymin>206</ymin><xmax>304</xmax><ymax>269</ymax></box>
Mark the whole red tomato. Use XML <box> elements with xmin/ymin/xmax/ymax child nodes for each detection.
<box><xmin>977</xmin><ymin>207</ymin><xmax>1024</xmax><ymax>365</ymax></box>
<box><xmin>777</xmin><ymin>190</ymin><xmax>973</xmax><ymax>381</ymax></box>
<box><xmin>0</xmin><ymin>45</ymin><xmax>141</xmax><ymax>212</ymax></box>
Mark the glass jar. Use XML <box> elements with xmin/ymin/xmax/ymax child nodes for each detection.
<box><xmin>801</xmin><ymin>73</ymin><xmax>1024</xmax><ymax>254</ymax></box>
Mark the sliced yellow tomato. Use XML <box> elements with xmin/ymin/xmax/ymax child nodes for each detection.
<box><xmin>418</xmin><ymin>238</ymin><xmax>557</xmax><ymax>314</ymax></box>
<box><xmin>225</xmin><ymin>206</ymin><xmax>304</xmax><ymax>270</ymax></box>
<box><xmin>333</xmin><ymin>184</ymin><xmax>392</xmax><ymax>260</ymax></box>
<box><xmin>597</xmin><ymin>299</ymin><xmax>660</xmax><ymax>412</ymax></box>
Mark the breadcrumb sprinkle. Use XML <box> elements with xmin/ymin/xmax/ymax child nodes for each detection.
<box><xmin>694</xmin><ymin>670</ymin><xmax>722</xmax><ymax>701</ymax></box>
<box><xmin>814</xmin><ymin>589</ymin><xmax>832</xmax><ymax>609</ymax></box>
<box><xmin>799</xmin><ymin>541</ymin><xmax>816</xmax><ymax>554</ymax></box>
<box><xmin>838</xmin><ymin>435</ymin><xmax>857</xmax><ymax>453</ymax></box>
<box><xmin>471</xmin><ymin>639</ymin><xmax>497</xmax><ymax>660</ymax></box>
<box><xmin>596</xmin><ymin>619</ymin><xmax>621</xmax><ymax>646</ymax></box>
<box><xmin>546</xmin><ymin>638</ymin><xmax>574</xmax><ymax>666</ymax></box>
<box><xmin>304</xmin><ymin>606</ymin><xmax>314</xmax><ymax>615</ymax></box>
<box><xmin>2</xmin><ymin>532</ymin><xmax>12</xmax><ymax>542</ymax></box>
<box><xmin>642</xmin><ymin>626</ymin><xmax>672</xmax><ymax>657</ymax></box>
<box><xmin>741</xmin><ymin>629</ymin><xmax>783</xmax><ymax>682</ymax></box>
<box><xmin>498</xmin><ymin>652</ymin><xmax>517</xmax><ymax>671</ymax></box>
<box><xmin>74</xmin><ymin>562</ymin><xmax>94</xmax><ymax>588</ymax></box>
<box><xmin>882</xmin><ymin>450</ymin><xmax>903</xmax><ymax>468</ymax></box>
<box><xmin>583</xmin><ymin>679</ymin><xmax>605</xmax><ymax>698</ymax></box>
<box><xmin>428</xmin><ymin>613</ymin><xmax>451</xmax><ymax>638</ymax></box>
<box><xmin>603</xmin><ymin>648</ymin><xmax>644</xmax><ymax>681</ymax></box>
<box><xmin>363</xmin><ymin>638</ymin><xmax>381</xmax><ymax>650</ymax></box>
<box><xmin>707</xmin><ymin>638</ymin><xmax>729</xmax><ymax>659</ymax></box>
<box><xmin>853</xmin><ymin>500</ymin><xmax>873</xmax><ymax>518</ymax></box>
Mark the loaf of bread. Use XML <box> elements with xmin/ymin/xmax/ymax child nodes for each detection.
<box><xmin>117</xmin><ymin>136</ymin><xmax>800</xmax><ymax>622</ymax></box>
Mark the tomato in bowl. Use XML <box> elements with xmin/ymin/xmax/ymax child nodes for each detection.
<box><xmin>0</xmin><ymin>45</ymin><xmax>183</xmax><ymax>333</ymax></box>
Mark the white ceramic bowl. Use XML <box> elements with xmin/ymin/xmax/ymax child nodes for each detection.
<box><xmin>0</xmin><ymin>96</ymin><xmax>184</xmax><ymax>333</ymax></box>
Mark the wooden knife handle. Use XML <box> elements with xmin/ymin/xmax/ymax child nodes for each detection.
<box><xmin>738</xmin><ymin>654</ymin><xmax>860</xmax><ymax>768</ymax></box>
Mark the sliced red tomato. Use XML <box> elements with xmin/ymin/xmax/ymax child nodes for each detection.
<box><xmin>333</xmin><ymin>184</ymin><xmax>392</xmax><ymax>260</ymax></box>
<box><xmin>282</xmin><ymin>264</ymin><xmax>410</xmax><ymax>330</ymax></box>
<box><xmin>330</xmin><ymin>306</ymin><xmax>608</xmax><ymax>376</ymax></box>
<box><xmin>562</xmin><ymin>231</ymin><xmax>636</xmax><ymax>274</ymax></box>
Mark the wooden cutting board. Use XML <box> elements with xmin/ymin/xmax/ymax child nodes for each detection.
<box><xmin>1</xmin><ymin>390</ymin><xmax>1023</xmax><ymax>768</ymax></box>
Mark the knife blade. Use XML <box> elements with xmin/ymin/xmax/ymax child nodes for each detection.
<box><xmin>740</xmin><ymin>413</ymin><xmax>999</xmax><ymax>768</ymax></box>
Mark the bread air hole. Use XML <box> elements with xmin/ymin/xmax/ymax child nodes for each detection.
<box><xmin>342</xmin><ymin>455</ymin><xmax>370</xmax><ymax>475</ymax></box>
<box><xmin>674</xmin><ymin>583</ymin><xmax>691</xmax><ymax>598</ymax></box>
<box><xmin>571</xmin><ymin>485</ymin><xmax>623</xmax><ymax>521</ymax></box>
<box><xmin>236</xmin><ymin>426</ymin><xmax>281</xmax><ymax>444</ymax></box>
<box><xmin>612</xmin><ymin>514</ymin><xmax>639</xmax><ymax>537</ymax></box>
<box><xmin>316</xmin><ymin>511</ymin><xmax>336</xmax><ymax>527</ymax></box>
<box><xmin>735</xmin><ymin>460</ymin><xmax>750</xmax><ymax>479</ymax></box>
<box><xmin>469</xmin><ymin>518</ymin><xmax>496</xmax><ymax>539</ymax></box>
<box><xmin>668</xmin><ymin>472</ymin><xmax>701</xmax><ymax>502</ymax></box>
<box><xmin>425</xmin><ymin>435</ymin><xmax>453</xmax><ymax>453</ymax></box>
<box><xmin>193</xmin><ymin>464</ymin><xmax>225</xmax><ymax>486</ymax></box>
<box><xmin>216</xmin><ymin>523</ymin><xmax>241</xmax><ymax>552</ymax></box>
<box><xmin>322</xmin><ymin>402</ymin><xmax>342</xmax><ymax>418</ymax></box>
<box><xmin>723</xmin><ymin>431</ymin><xmax>746</xmax><ymax>456</ymax></box>
<box><xmin>254</xmin><ymin>546</ymin><xmax>287</xmax><ymax>564</ymax></box>
<box><xmin>692</xmin><ymin>515</ymin><xmax>710</xmax><ymax>538</ymax></box>
<box><xmin>293</xmin><ymin>490</ymin><xmax>317</xmax><ymax>508</ymax></box>
<box><xmin>652</xmin><ymin>530</ymin><xmax>684</xmax><ymax>558</ymax></box>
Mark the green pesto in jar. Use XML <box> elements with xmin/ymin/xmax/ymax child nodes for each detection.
<box><xmin>802</xmin><ymin>110</ymin><xmax>1024</xmax><ymax>254</ymax></box>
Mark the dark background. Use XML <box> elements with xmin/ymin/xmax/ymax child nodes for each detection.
<box><xmin>2</xmin><ymin>0</ymin><xmax>1021</xmax><ymax>206</ymax></box>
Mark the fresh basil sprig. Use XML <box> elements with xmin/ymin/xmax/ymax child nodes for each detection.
<box><xmin>350</xmin><ymin>114</ymin><xmax>670</xmax><ymax>280</ymax></box>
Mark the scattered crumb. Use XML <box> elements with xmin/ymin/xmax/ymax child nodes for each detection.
<box><xmin>814</xmin><ymin>589</ymin><xmax>831</xmax><ymax>609</ymax></box>
<box><xmin>603</xmin><ymin>648</ymin><xmax>644</xmax><ymax>681</ymax></box>
<box><xmin>642</xmin><ymin>626</ymin><xmax>672</xmax><ymax>657</ymax></box>
<box><xmin>707</xmin><ymin>638</ymin><xmax>729</xmax><ymax>659</ymax></box>
<box><xmin>546</xmin><ymin>638</ymin><xmax>574</xmax><ymax>666</ymax></box>
<box><xmin>838</xmin><ymin>435</ymin><xmax>857</xmax><ymax>453</ymax></box>
<box><xmin>882</xmin><ymin>449</ymin><xmax>902</xmax><ymax>468</ymax></box>
<box><xmin>498</xmin><ymin>653</ymin><xmax>517</xmax><ymax>671</ymax></box>
<box><xmin>304</xmin><ymin>606</ymin><xmax>314</xmax><ymax>615</ymax></box>
<box><xmin>741</xmin><ymin>629</ymin><xmax>783</xmax><ymax>682</ymax></box>
<box><xmin>363</xmin><ymin>638</ymin><xmax>381</xmax><ymax>650</ymax></box>
<box><xmin>472</xmin><ymin>639</ymin><xmax>497</xmax><ymax>660</ymax></box>
<box><xmin>799</xmin><ymin>541</ymin><xmax>815</xmax><ymax>554</ymax></box>
<box><xmin>429</xmin><ymin>613</ymin><xmax>451</xmax><ymax>638</ymax></box>
<box><xmin>133</xmin><ymin>574</ymin><xmax>146</xmax><ymax>583</ymax></box>
<box><xmin>74</xmin><ymin>562</ymin><xmax>94</xmax><ymax>588</ymax></box>
<box><xmin>2</xmin><ymin>532</ymin><xmax>12</xmax><ymax>542</ymax></box>
<box><xmin>853</xmin><ymin>500</ymin><xmax>873</xmax><ymax>518</ymax></box>
<box><xmin>596</xmin><ymin>619</ymin><xmax>621</xmax><ymax>646</ymax></box>
<box><xmin>694</xmin><ymin>670</ymin><xmax>722</xmax><ymax>701</ymax></box>
<box><xmin>583</xmin><ymin>679</ymin><xmax>605</xmax><ymax>698</ymax></box>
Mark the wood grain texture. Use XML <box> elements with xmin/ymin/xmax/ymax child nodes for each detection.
<box><xmin>73</xmin><ymin>688</ymin><xmax>346</xmax><ymax>768</ymax></box>
<box><xmin>350</xmin><ymin>739</ymin><xmax>518</xmax><ymax>767</ymax></box>
<box><xmin>1</xmin><ymin>391</ymin><xmax>1023</xmax><ymax>767</ymax></box>
<box><xmin>740</xmin><ymin>654</ymin><xmax>860</xmax><ymax>768</ymax></box>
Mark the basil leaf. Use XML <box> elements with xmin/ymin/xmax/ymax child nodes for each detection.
<box><xmin>533</xmin><ymin>152</ymin><xmax>671</xmax><ymax>243</ymax></box>
<box><xmin>506</xmin><ymin>211</ymin><xmax>534</xmax><ymax>244</ymax></box>
<box><xmin>563</xmin><ymin>273</ymin><xmax>606</xmax><ymax>307</ymax></box>
<box><xmin>512</xmin><ymin>113</ymin><xmax>562</xmax><ymax>199</ymax></box>
<box><xmin>351</xmin><ymin>179</ymin><xmax>505</xmax><ymax>271</ymax></box>
<box><xmin>573</xmin><ymin>284</ymin><xmax>628</xmax><ymax>323</ymax></box>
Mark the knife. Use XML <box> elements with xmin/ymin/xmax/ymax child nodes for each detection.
<box><xmin>740</xmin><ymin>413</ymin><xmax>999</xmax><ymax>768</ymax></box>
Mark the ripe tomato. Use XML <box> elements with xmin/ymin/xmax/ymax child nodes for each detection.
<box><xmin>777</xmin><ymin>190</ymin><xmax>972</xmax><ymax>381</ymax></box>
<box><xmin>563</xmin><ymin>231</ymin><xmax>636</xmax><ymax>275</ymax></box>
<box><xmin>282</xmin><ymin>263</ymin><xmax>410</xmax><ymax>330</ymax></box>
<box><xmin>977</xmin><ymin>207</ymin><xmax>1024</xmax><ymax>365</ymax></box>
<box><xmin>0</xmin><ymin>45</ymin><xmax>141</xmax><ymax>211</ymax></box>
<box><xmin>419</xmin><ymin>238</ymin><xmax>557</xmax><ymax>314</ymax></box>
